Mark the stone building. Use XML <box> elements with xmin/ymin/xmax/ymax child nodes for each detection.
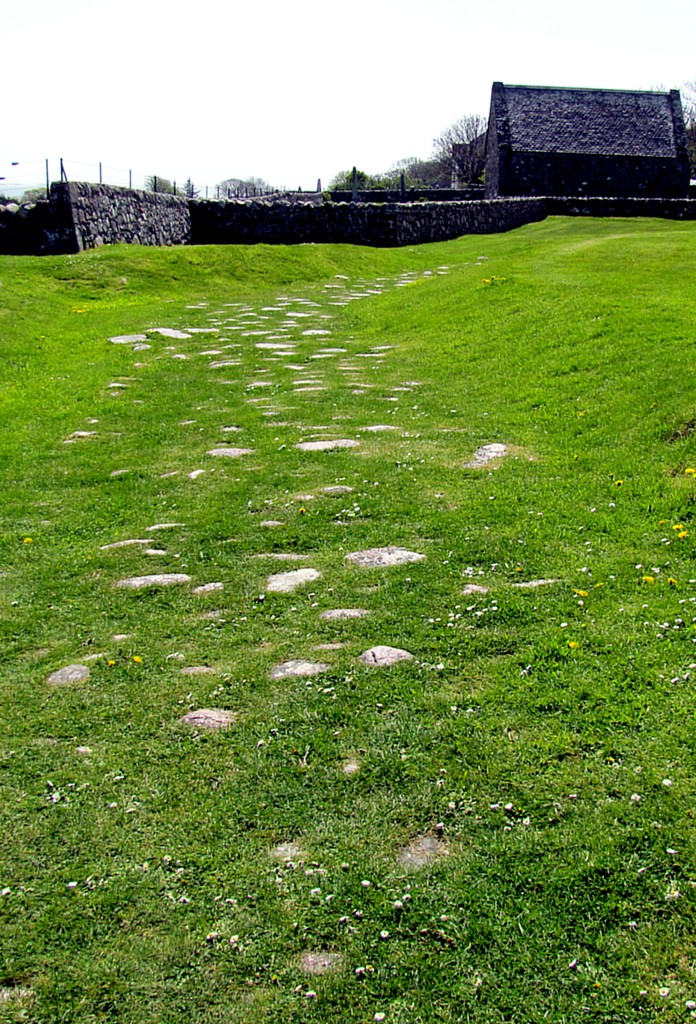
<box><xmin>485</xmin><ymin>82</ymin><xmax>690</xmax><ymax>199</ymax></box>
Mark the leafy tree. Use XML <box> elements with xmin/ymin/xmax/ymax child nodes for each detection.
<box><xmin>216</xmin><ymin>176</ymin><xmax>275</xmax><ymax>198</ymax></box>
<box><xmin>328</xmin><ymin>169</ymin><xmax>386</xmax><ymax>190</ymax></box>
<box><xmin>432</xmin><ymin>113</ymin><xmax>488</xmax><ymax>185</ymax></box>
<box><xmin>145</xmin><ymin>176</ymin><xmax>176</xmax><ymax>194</ymax></box>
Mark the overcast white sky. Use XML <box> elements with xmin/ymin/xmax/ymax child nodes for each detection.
<box><xmin>2</xmin><ymin>0</ymin><xmax>695</xmax><ymax>196</ymax></box>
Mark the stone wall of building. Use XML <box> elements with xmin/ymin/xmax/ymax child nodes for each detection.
<box><xmin>547</xmin><ymin>196</ymin><xmax>696</xmax><ymax>219</ymax></box>
<box><xmin>497</xmin><ymin>153</ymin><xmax>689</xmax><ymax>200</ymax></box>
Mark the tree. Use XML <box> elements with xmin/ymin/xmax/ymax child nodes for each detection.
<box><xmin>216</xmin><ymin>176</ymin><xmax>275</xmax><ymax>198</ymax></box>
<box><xmin>182</xmin><ymin>178</ymin><xmax>199</xmax><ymax>199</ymax></box>
<box><xmin>682</xmin><ymin>82</ymin><xmax>696</xmax><ymax>179</ymax></box>
<box><xmin>145</xmin><ymin>175</ymin><xmax>176</xmax><ymax>194</ymax></box>
<box><xmin>432</xmin><ymin>113</ymin><xmax>488</xmax><ymax>186</ymax></box>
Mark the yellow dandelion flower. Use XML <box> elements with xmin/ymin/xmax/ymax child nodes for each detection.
<box><xmin>298</xmin><ymin>507</ymin><xmax>306</xmax><ymax>515</ymax></box>
<box><xmin>574</xmin><ymin>590</ymin><xmax>589</xmax><ymax>598</ymax></box>
<box><xmin>614</xmin><ymin>479</ymin><xmax>624</xmax><ymax>486</ymax></box>
<box><xmin>685</xmin><ymin>468</ymin><xmax>696</xmax><ymax>475</ymax></box>
<box><xmin>668</xmin><ymin>577</ymin><xmax>678</xmax><ymax>585</ymax></box>
<box><xmin>642</xmin><ymin>575</ymin><xmax>655</xmax><ymax>583</ymax></box>
<box><xmin>107</xmin><ymin>659</ymin><xmax>116</xmax><ymax>667</ymax></box>
<box><xmin>568</xmin><ymin>641</ymin><xmax>579</xmax><ymax>649</ymax></box>
<box><xmin>132</xmin><ymin>656</ymin><xmax>143</xmax><ymax>663</ymax></box>
<box><xmin>22</xmin><ymin>537</ymin><xmax>32</xmax><ymax>544</ymax></box>
<box><xmin>678</xmin><ymin>530</ymin><xmax>688</xmax><ymax>539</ymax></box>
<box><xmin>673</xmin><ymin>524</ymin><xmax>685</xmax><ymax>531</ymax></box>
<box><xmin>593</xmin><ymin>583</ymin><xmax>604</xmax><ymax>589</ymax></box>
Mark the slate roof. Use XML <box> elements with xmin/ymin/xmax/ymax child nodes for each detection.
<box><xmin>498</xmin><ymin>85</ymin><xmax>681</xmax><ymax>158</ymax></box>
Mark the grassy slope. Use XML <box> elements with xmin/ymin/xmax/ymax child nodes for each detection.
<box><xmin>1</xmin><ymin>218</ymin><xmax>696</xmax><ymax>1022</ymax></box>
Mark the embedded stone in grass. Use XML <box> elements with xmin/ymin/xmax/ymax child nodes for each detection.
<box><xmin>463</xmin><ymin>584</ymin><xmax>489</xmax><ymax>595</ymax></box>
<box><xmin>360</xmin><ymin>424</ymin><xmax>397</xmax><ymax>432</ymax></box>
<box><xmin>113</xmin><ymin>633</ymin><xmax>132</xmax><ymax>641</ymax></box>
<box><xmin>261</xmin><ymin>520</ymin><xmax>284</xmax><ymax>528</ymax></box>
<box><xmin>399</xmin><ymin>835</ymin><xmax>448</xmax><ymax>870</ymax></box>
<box><xmin>145</xmin><ymin>548</ymin><xmax>166</xmax><ymax>555</ymax></box>
<box><xmin>271</xmin><ymin>841</ymin><xmax>303</xmax><ymax>861</ymax></box>
<box><xmin>208</xmin><ymin>359</ymin><xmax>240</xmax><ymax>368</ymax></box>
<box><xmin>178</xmin><ymin>708</ymin><xmax>235</xmax><ymax>729</ymax></box>
<box><xmin>132</xmin><ymin>343</ymin><xmax>151</xmax><ymax>351</ymax></box>
<box><xmin>221</xmin><ymin>425</ymin><xmax>243</xmax><ymax>432</ymax></box>
<box><xmin>254</xmin><ymin>553</ymin><xmax>309</xmax><ymax>561</ymax></box>
<box><xmin>300</xmin><ymin>951</ymin><xmax>343</xmax><ymax>975</ymax></box>
<box><xmin>206</xmin><ymin>447</ymin><xmax>254</xmax><ymax>458</ymax></box>
<box><xmin>320</xmin><ymin>608</ymin><xmax>369</xmax><ymax>621</ymax></box>
<box><xmin>321</xmin><ymin>485</ymin><xmax>354</xmax><ymax>496</ymax></box>
<box><xmin>109</xmin><ymin>333</ymin><xmax>148</xmax><ymax>344</ymax></box>
<box><xmin>314</xmin><ymin>642</ymin><xmax>345</xmax><ymax>651</ymax></box>
<box><xmin>346</xmin><ymin>546</ymin><xmax>425</xmax><ymax>568</ymax></box>
<box><xmin>464</xmin><ymin>443</ymin><xmax>508</xmax><ymax>468</ymax></box>
<box><xmin>343</xmin><ymin>758</ymin><xmax>360</xmax><ymax>775</ymax></box>
<box><xmin>270</xmin><ymin>659</ymin><xmax>328</xmax><ymax>679</ymax></box>
<box><xmin>188</xmin><ymin>470</ymin><xmax>205</xmax><ymax>480</ymax></box>
<box><xmin>295</xmin><ymin>439</ymin><xmax>359</xmax><ymax>452</ymax></box>
<box><xmin>359</xmin><ymin>645</ymin><xmax>414</xmax><ymax>667</ymax></box>
<box><xmin>47</xmin><ymin>664</ymin><xmax>90</xmax><ymax>685</ymax></box>
<box><xmin>64</xmin><ymin>430</ymin><xmax>97</xmax><ymax>443</ymax></box>
<box><xmin>75</xmin><ymin>746</ymin><xmax>92</xmax><ymax>755</ymax></box>
<box><xmin>116</xmin><ymin>573</ymin><xmax>191</xmax><ymax>590</ymax></box>
<box><xmin>100</xmin><ymin>539</ymin><xmax>150</xmax><ymax>550</ymax></box>
<box><xmin>180</xmin><ymin>666</ymin><xmax>217</xmax><ymax>676</ymax></box>
<box><xmin>192</xmin><ymin>582</ymin><xmax>224</xmax><ymax>594</ymax></box>
<box><xmin>148</xmin><ymin>328</ymin><xmax>192</xmax><ymax>340</ymax></box>
<box><xmin>146</xmin><ymin>523</ymin><xmax>184</xmax><ymax>531</ymax></box>
<box><xmin>512</xmin><ymin>578</ymin><xmax>559</xmax><ymax>589</ymax></box>
<box><xmin>266</xmin><ymin>568</ymin><xmax>321</xmax><ymax>592</ymax></box>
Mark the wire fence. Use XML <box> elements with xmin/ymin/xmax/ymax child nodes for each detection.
<box><xmin>0</xmin><ymin>157</ymin><xmax>313</xmax><ymax>202</ymax></box>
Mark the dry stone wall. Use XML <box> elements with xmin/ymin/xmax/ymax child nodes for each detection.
<box><xmin>55</xmin><ymin>182</ymin><xmax>191</xmax><ymax>251</ymax></box>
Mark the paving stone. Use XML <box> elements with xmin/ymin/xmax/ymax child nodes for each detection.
<box><xmin>206</xmin><ymin>447</ymin><xmax>254</xmax><ymax>458</ymax></box>
<box><xmin>208</xmin><ymin>359</ymin><xmax>240</xmax><ymax>368</ymax></box>
<box><xmin>462</xmin><ymin>584</ymin><xmax>489</xmax><ymax>595</ymax></box>
<box><xmin>360</xmin><ymin>424</ymin><xmax>397</xmax><ymax>432</ymax></box>
<box><xmin>147</xmin><ymin>523</ymin><xmax>184</xmax><ymax>531</ymax></box>
<box><xmin>300</xmin><ymin>951</ymin><xmax>343</xmax><ymax>974</ymax></box>
<box><xmin>109</xmin><ymin>333</ymin><xmax>147</xmax><ymax>344</ymax></box>
<box><xmin>132</xmin><ymin>343</ymin><xmax>151</xmax><ymax>351</ymax></box>
<box><xmin>295</xmin><ymin>439</ymin><xmax>359</xmax><ymax>452</ymax></box>
<box><xmin>100</xmin><ymin>539</ymin><xmax>150</xmax><ymax>550</ymax></box>
<box><xmin>266</xmin><ymin>568</ymin><xmax>321</xmax><ymax>592</ymax></box>
<box><xmin>399</xmin><ymin>835</ymin><xmax>448</xmax><ymax>870</ymax></box>
<box><xmin>47</xmin><ymin>664</ymin><xmax>90</xmax><ymax>685</ymax></box>
<box><xmin>148</xmin><ymin>328</ymin><xmax>192</xmax><ymax>339</ymax></box>
<box><xmin>464</xmin><ymin>443</ymin><xmax>508</xmax><ymax>468</ymax></box>
<box><xmin>346</xmin><ymin>546</ymin><xmax>425</xmax><ymax>568</ymax></box>
<box><xmin>512</xmin><ymin>578</ymin><xmax>559</xmax><ymax>589</ymax></box>
<box><xmin>178</xmin><ymin>708</ymin><xmax>235</xmax><ymax>729</ymax></box>
<box><xmin>116</xmin><ymin>573</ymin><xmax>191</xmax><ymax>590</ymax></box>
<box><xmin>144</xmin><ymin>548</ymin><xmax>166</xmax><ymax>555</ymax></box>
<box><xmin>321</xmin><ymin>485</ymin><xmax>354</xmax><ymax>495</ymax></box>
<box><xmin>270</xmin><ymin>659</ymin><xmax>328</xmax><ymax>679</ymax></box>
<box><xmin>320</xmin><ymin>608</ymin><xmax>369</xmax><ymax>621</ymax></box>
<box><xmin>180</xmin><ymin>666</ymin><xmax>217</xmax><ymax>675</ymax></box>
<box><xmin>261</xmin><ymin>520</ymin><xmax>284</xmax><ymax>527</ymax></box>
<box><xmin>188</xmin><ymin>470</ymin><xmax>205</xmax><ymax>479</ymax></box>
<box><xmin>192</xmin><ymin>582</ymin><xmax>224</xmax><ymax>594</ymax></box>
<box><xmin>359</xmin><ymin>645</ymin><xmax>414</xmax><ymax>667</ymax></box>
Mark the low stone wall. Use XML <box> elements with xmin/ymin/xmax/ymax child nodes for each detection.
<box><xmin>51</xmin><ymin>182</ymin><xmax>192</xmax><ymax>252</ymax></box>
<box><xmin>328</xmin><ymin>187</ymin><xmax>485</xmax><ymax>203</ymax></box>
<box><xmin>547</xmin><ymin>196</ymin><xmax>696</xmax><ymax>219</ymax></box>
<box><xmin>0</xmin><ymin>201</ymin><xmax>55</xmax><ymax>255</ymax></box>
<box><xmin>189</xmin><ymin>197</ymin><xmax>547</xmax><ymax>247</ymax></box>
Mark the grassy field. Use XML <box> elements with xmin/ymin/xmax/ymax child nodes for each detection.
<box><xmin>2</xmin><ymin>217</ymin><xmax>696</xmax><ymax>1023</ymax></box>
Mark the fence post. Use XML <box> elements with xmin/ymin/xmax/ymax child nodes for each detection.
<box><xmin>351</xmin><ymin>166</ymin><xmax>358</xmax><ymax>202</ymax></box>
<box><xmin>173</xmin><ymin>181</ymin><xmax>177</xmax><ymax>195</ymax></box>
<box><xmin>154</xmin><ymin>176</ymin><xmax>158</xmax><ymax>193</ymax></box>
<box><xmin>60</xmin><ymin>158</ymin><xmax>67</xmax><ymax>182</ymax></box>
<box><xmin>45</xmin><ymin>159</ymin><xmax>50</xmax><ymax>199</ymax></box>
<box><xmin>316</xmin><ymin>178</ymin><xmax>321</xmax><ymax>193</ymax></box>
<box><xmin>129</xmin><ymin>169</ymin><xmax>132</xmax><ymax>189</ymax></box>
<box><xmin>99</xmin><ymin>162</ymin><xmax>102</xmax><ymax>184</ymax></box>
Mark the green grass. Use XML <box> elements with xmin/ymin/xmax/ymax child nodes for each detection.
<box><xmin>2</xmin><ymin>217</ymin><xmax>696</xmax><ymax>1022</ymax></box>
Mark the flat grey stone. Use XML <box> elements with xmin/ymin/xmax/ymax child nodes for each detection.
<box><xmin>208</xmin><ymin>360</ymin><xmax>240</xmax><ymax>368</ymax></box>
<box><xmin>295</xmin><ymin>439</ymin><xmax>359</xmax><ymax>452</ymax></box>
<box><xmin>253</xmin><ymin>553</ymin><xmax>309</xmax><ymax>561</ymax></box>
<box><xmin>148</xmin><ymin>328</ymin><xmax>192</xmax><ymax>340</ymax></box>
<box><xmin>179</xmin><ymin>708</ymin><xmax>235</xmax><ymax>729</ymax></box>
<box><xmin>512</xmin><ymin>578</ymin><xmax>559</xmax><ymax>589</ymax></box>
<box><xmin>462</xmin><ymin>584</ymin><xmax>489</xmax><ymax>595</ymax></box>
<box><xmin>146</xmin><ymin>523</ymin><xmax>184</xmax><ymax>531</ymax></box>
<box><xmin>132</xmin><ymin>343</ymin><xmax>151</xmax><ymax>351</ymax></box>
<box><xmin>188</xmin><ymin>470</ymin><xmax>205</xmax><ymax>479</ymax></box>
<box><xmin>180</xmin><ymin>666</ymin><xmax>217</xmax><ymax>675</ymax></box>
<box><xmin>360</xmin><ymin>424</ymin><xmax>397</xmax><ymax>432</ymax></box>
<box><xmin>321</xmin><ymin>485</ymin><xmax>354</xmax><ymax>495</ymax></box>
<box><xmin>109</xmin><ymin>334</ymin><xmax>147</xmax><ymax>344</ymax></box>
<box><xmin>116</xmin><ymin>573</ymin><xmax>191</xmax><ymax>590</ymax></box>
<box><xmin>399</xmin><ymin>836</ymin><xmax>448</xmax><ymax>870</ymax></box>
<box><xmin>346</xmin><ymin>546</ymin><xmax>425</xmax><ymax>568</ymax></box>
<box><xmin>206</xmin><ymin>447</ymin><xmax>254</xmax><ymax>458</ymax></box>
<box><xmin>464</xmin><ymin>443</ymin><xmax>508</xmax><ymax>468</ymax></box>
<box><xmin>270</xmin><ymin>659</ymin><xmax>328</xmax><ymax>679</ymax></box>
<box><xmin>342</xmin><ymin>758</ymin><xmax>360</xmax><ymax>775</ymax></box>
<box><xmin>100</xmin><ymin>539</ymin><xmax>150</xmax><ymax>550</ymax></box>
<box><xmin>261</xmin><ymin>520</ymin><xmax>284</xmax><ymax>528</ymax></box>
<box><xmin>192</xmin><ymin>582</ymin><xmax>224</xmax><ymax>594</ymax></box>
<box><xmin>300</xmin><ymin>951</ymin><xmax>343</xmax><ymax>974</ymax></box>
<box><xmin>266</xmin><ymin>568</ymin><xmax>321</xmax><ymax>592</ymax></box>
<box><xmin>320</xmin><ymin>608</ymin><xmax>369</xmax><ymax>621</ymax></box>
<box><xmin>47</xmin><ymin>664</ymin><xmax>90</xmax><ymax>685</ymax></box>
<box><xmin>359</xmin><ymin>645</ymin><xmax>414</xmax><ymax>667</ymax></box>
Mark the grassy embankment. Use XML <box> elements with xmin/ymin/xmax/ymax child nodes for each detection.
<box><xmin>1</xmin><ymin>217</ymin><xmax>696</xmax><ymax>1022</ymax></box>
